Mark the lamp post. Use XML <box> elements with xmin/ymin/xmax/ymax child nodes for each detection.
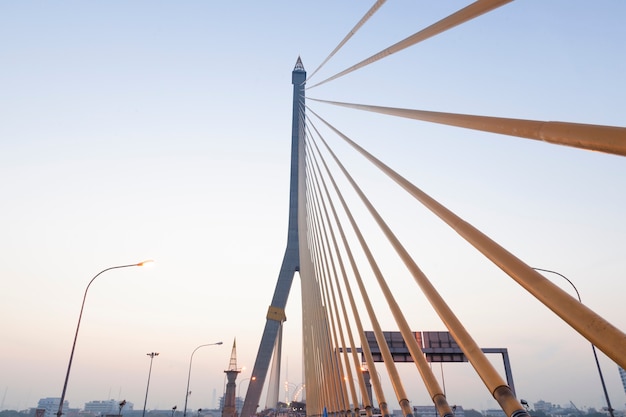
<box><xmin>142</xmin><ymin>352</ymin><xmax>160</xmax><ymax>417</ymax></box>
<box><xmin>183</xmin><ymin>342</ymin><xmax>223</xmax><ymax>417</ymax></box>
<box><xmin>56</xmin><ymin>260</ymin><xmax>154</xmax><ymax>417</ymax></box>
<box><xmin>238</xmin><ymin>377</ymin><xmax>255</xmax><ymax>412</ymax></box>
<box><xmin>291</xmin><ymin>383</ymin><xmax>304</xmax><ymax>402</ymax></box>
<box><xmin>533</xmin><ymin>267</ymin><xmax>615</xmax><ymax>417</ymax></box>
<box><xmin>284</xmin><ymin>381</ymin><xmax>297</xmax><ymax>404</ymax></box>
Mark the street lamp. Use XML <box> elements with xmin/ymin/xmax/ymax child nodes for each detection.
<box><xmin>142</xmin><ymin>352</ymin><xmax>160</xmax><ymax>417</ymax></box>
<box><xmin>533</xmin><ymin>267</ymin><xmax>615</xmax><ymax>417</ymax></box>
<box><xmin>291</xmin><ymin>383</ymin><xmax>304</xmax><ymax>402</ymax></box>
<box><xmin>238</xmin><ymin>377</ymin><xmax>256</xmax><ymax>412</ymax></box>
<box><xmin>56</xmin><ymin>260</ymin><xmax>154</xmax><ymax>417</ymax></box>
<box><xmin>183</xmin><ymin>342</ymin><xmax>224</xmax><ymax>417</ymax></box>
<box><xmin>284</xmin><ymin>381</ymin><xmax>297</xmax><ymax>404</ymax></box>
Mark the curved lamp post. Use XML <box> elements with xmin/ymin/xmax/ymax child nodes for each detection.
<box><xmin>183</xmin><ymin>342</ymin><xmax>223</xmax><ymax>417</ymax></box>
<box><xmin>56</xmin><ymin>260</ymin><xmax>154</xmax><ymax>417</ymax></box>
<box><xmin>291</xmin><ymin>383</ymin><xmax>305</xmax><ymax>402</ymax></box>
<box><xmin>533</xmin><ymin>267</ymin><xmax>614</xmax><ymax>417</ymax></box>
<box><xmin>238</xmin><ymin>377</ymin><xmax>255</xmax><ymax>413</ymax></box>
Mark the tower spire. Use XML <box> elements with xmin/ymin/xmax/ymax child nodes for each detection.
<box><xmin>227</xmin><ymin>339</ymin><xmax>238</xmax><ymax>371</ymax></box>
<box><xmin>221</xmin><ymin>339</ymin><xmax>241</xmax><ymax>417</ymax></box>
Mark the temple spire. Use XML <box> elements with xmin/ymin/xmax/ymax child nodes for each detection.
<box><xmin>221</xmin><ymin>339</ymin><xmax>241</xmax><ymax>417</ymax></box>
<box><xmin>227</xmin><ymin>339</ymin><xmax>238</xmax><ymax>371</ymax></box>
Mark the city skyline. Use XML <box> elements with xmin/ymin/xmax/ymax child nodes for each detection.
<box><xmin>12</xmin><ymin>394</ymin><xmax>623</xmax><ymax>415</ymax></box>
<box><xmin>1</xmin><ymin>1</ymin><xmax>625</xmax><ymax>414</ymax></box>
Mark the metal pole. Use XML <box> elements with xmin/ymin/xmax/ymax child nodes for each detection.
<box><xmin>142</xmin><ymin>352</ymin><xmax>160</xmax><ymax>417</ymax></box>
<box><xmin>183</xmin><ymin>342</ymin><xmax>223</xmax><ymax>417</ymax></box>
<box><xmin>56</xmin><ymin>261</ymin><xmax>152</xmax><ymax>417</ymax></box>
<box><xmin>533</xmin><ymin>268</ymin><xmax>614</xmax><ymax>417</ymax></box>
<box><xmin>238</xmin><ymin>378</ymin><xmax>254</xmax><ymax>414</ymax></box>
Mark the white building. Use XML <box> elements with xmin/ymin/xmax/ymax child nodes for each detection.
<box><xmin>533</xmin><ymin>401</ymin><xmax>553</xmax><ymax>413</ymax></box>
<box><xmin>413</xmin><ymin>405</ymin><xmax>465</xmax><ymax>417</ymax></box>
<box><xmin>84</xmin><ymin>399</ymin><xmax>134</xmax><ymax>416</ymax></box>
<box><xmin>484</xmin><ymin>409</ymin><xmax>506</xmax><ymax>417</ymax></box>
<box><xmin>37</xmin><ymin>398</ymin><xmax>69</xmax><ymax>417</ymax></box>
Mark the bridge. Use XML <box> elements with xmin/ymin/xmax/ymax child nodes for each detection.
<box><xmin>235</xmin><ymin>3</ymin><xmax>626</xmax><ymax>417</ymax></box>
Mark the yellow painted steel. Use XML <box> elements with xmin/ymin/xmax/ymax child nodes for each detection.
<box><xmin>309</xmin><ymin>106</ymin><xmax>626</xmax><ymax>411</ymax></box>
<box><xmin>309</xmin><ymin>108</ymin><xmax>527</xmax><ymax>417</ymax></box>
<box><xmin>308</xmin><ymin>124</ymin><xmax>415</xmax><ymax>417</ymax></box>
<box><xmin>312</xmin><ymin>296</ymin><xmax>332</xmax><ymax>413</ymax></box>
<box><xmin>308</xmin><ymin>162</ymin><xmax>356</xmax><ymax>415</ymax></box>
<box><xmin>307</xmin><ymin>137</ymin><xmax>390</xmax><ymax>417</ymax></box>
<box><xmin>312</xmin><ymin>217</ymin><xmax>352</xmax><ymax>413</ymax></box>
<box><xmin>309</xmin><ymin>265</ymin><xmax>342</xmax><ymax>414</ymax></box>
<box><xmin>334</xmin><ymin>109</ymin><xmax>626</xmax><ymax>368</ymax></box>
<box><xmin>307</xmin><ymin>154</ymin><xmax>377</xmax><ymax>415</ymax></box>
<box><xmin>298</xmin><ymin>107</ymin><xmax>329</xmax><ymax>416</ymax></box>
<box><xmin>308</xmin><ymin>118</ymin><xmax>452</xmax><ymax>417</ymax></box>
<box><xmin>299</xmin><ymin>208</ymin><xmax>321</xmax><ymax>415</ymax></box>
<box><xmin>309</xmin><ymin>0</ymin><xmax>513</xmax><ymax>89</ymax></box>
<box><xmin>266</xmin><ymin>306</ymin><xmax>286</xmax><ymax>322</ymax></box>
<box><xmin>309</xmin><ymin>99</ymin><xmax>626</xmax><ymax>157</ymax></box>
<box><xmin>303</xmin><ymin>271</ymin><xmax>328</xmax><ymax>415</ymax></box>
<box><xmin>307</xmin><ymin>0</ymin><xmax>387</xmax><ymax>82</ymax></box>
<box><xmin>310</xmin><ymin>203</ymin><xmax>359</xmax><ymax>413</ymax></box>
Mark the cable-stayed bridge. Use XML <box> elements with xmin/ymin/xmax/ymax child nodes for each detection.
<box><xmin>237</xmin><ymin>3</ymin><xmax>626</xmax><ymax>417</ymax></box>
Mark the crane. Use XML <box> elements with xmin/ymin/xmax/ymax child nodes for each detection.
<box><xmin>570</xmin><ymin>401</ymin><xmax>583</xmax><ymax>415</ymax></box>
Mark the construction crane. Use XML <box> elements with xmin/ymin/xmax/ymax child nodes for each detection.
<box><xmin>570</xmin><ymin>401</ymin><xmax>583</xmax><ymax>415</ymax></box>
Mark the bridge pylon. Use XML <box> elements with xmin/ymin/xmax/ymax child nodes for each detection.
<box><xmin>240</xmin><ymin>57</ymin><xmax>307</xmax><ymax>417</ymax></box>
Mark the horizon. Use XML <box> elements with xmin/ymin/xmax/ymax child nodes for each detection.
<box><xmin>1</xmin><ymin>1</ymin><xmax>625</xmax><ymax>414</ymax></box>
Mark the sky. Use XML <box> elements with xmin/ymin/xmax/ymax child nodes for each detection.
<box><xmin>1</xmin><ymin>0</ymin><xmax>626</xmax><ymax>414</ymax></box>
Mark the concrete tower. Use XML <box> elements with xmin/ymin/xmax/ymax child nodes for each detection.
<box><xmin>222</xmin><ymin>340</ymin><xmax>241</xmax><ymax>417</ymax></box>
<box><xmin>240</xmin><ymin>57</ymin><xmax>306</xmax><ymax>417</ymax></box>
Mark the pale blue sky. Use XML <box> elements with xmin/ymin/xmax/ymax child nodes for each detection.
<box><xmin>1</xmin><ymin>1</ymin><xmax>625</xmax><ymax>414</ymax></box>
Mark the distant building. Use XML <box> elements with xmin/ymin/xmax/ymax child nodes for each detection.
<box><xmin>619</xmin><ymin>366</ymin><xmax>626</xmax><ymax>395</ymax></box>
<box><xmin>84</xmin><ymin>400</ymin><xmax>134</xmax><ymax>416</ymax></box>
<box><xmin>219</xmin><ymin>396</ymin><xmax>243</xmax><ymax>414</ymax></box>
<box><xmin>37</xmin><ymin>398</ymin><xmax>69</xmax><ymax>417</ymax></box>
<box><xmin>484</xmin><ymin>409</ymin><xmax>506</xmax><ymax>417</ymax></box>
<box><xmin>534</xmin><ymin>400</ymin><xmax>553</xmax><ymax>414</ymax></box>
<box><xmin>413</xmin><ymin>405</ymin><xmax>465</xmax><ymax>417</ymax></box>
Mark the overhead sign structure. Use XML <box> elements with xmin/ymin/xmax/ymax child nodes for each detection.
<box><xmin>364</xmin><ymin>331</ymin><xmax>516</xmax><ymax>396</ymax></box>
